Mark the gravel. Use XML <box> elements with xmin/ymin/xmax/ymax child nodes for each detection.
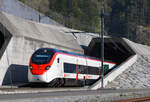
<box><xmin>106</xmin><ymin>54</ymin><xmax>150</xmax><ymax>89</ymax></box>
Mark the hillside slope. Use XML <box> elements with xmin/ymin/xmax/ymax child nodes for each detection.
<box><xmin>18</xmin><ymin>0</ymin><xmax>150</xmax><ymax>46</ymax></box>
<box><xmin>0</xmin><ymin>0</ymin><xmax>60</xmax><ymax>25</ymax></box>
<box><xmin>18</xmin><ymin>0</ymin><xmax>101</xmax><ymax>32</ymax></box>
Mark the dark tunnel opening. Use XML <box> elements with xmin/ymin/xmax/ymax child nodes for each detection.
<box><xmin>86</xmin><ymin>38</ymin><xmax>135</xmax><ymax>65</ymax></box>
<box><xmin>0</xmin><ymin>31</ymin><xmax>4</xmax><ymax>50</ymax></box>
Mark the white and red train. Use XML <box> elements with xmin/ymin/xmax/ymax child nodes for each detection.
<box><xmin>28</xmin><ymin>48</ymin><xmax>116</xmax><ymax>86</ymax></box>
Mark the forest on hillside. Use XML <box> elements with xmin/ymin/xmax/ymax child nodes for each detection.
<box><xmin>19</xmin><ymin>0</ymin><xmax>150</xmax><ymax>45</ymax></box>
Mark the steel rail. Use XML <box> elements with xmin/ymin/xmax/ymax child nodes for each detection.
<box><xmin>115</xmin><ymin>96</ymin><xmax>150</xmax><ymax>102</ymax></box>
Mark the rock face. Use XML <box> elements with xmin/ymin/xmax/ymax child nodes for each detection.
<box><xmin>106</xmin><ymin>55</ymin><xmax>150</xmax><ymax>89</ymax></box>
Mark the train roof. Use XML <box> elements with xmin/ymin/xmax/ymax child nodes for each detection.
<box><xmin>37</xmin><ymin>48</ymin><xmax>115</xmax><ymax>64</ymax></box>
<box><xmin>37</xmin><ymin>47</ymin><xmax>85</xmax><ymax>56</ymax></box>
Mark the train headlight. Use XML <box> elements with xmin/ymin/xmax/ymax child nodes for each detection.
<box><xmin>29</xmin><ymin>66</ymin><xmax>32</xmax><ymax>69</ymax></box>
<box><xmin>45</xmin><ymin>66</ymin><xmax>51</xmax><ymax>70</ymax></box>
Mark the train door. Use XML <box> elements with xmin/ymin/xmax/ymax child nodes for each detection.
<box><xmin>57</xmin><ymin>57</ymin><xmax>65</xmax><ymax>86</ymax></box>
<box><xmin>57</xmin><ymin>57</ymin><xmax>63</xmax><ymax>77</ymax></box>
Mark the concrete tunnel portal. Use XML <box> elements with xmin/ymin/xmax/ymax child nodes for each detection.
<box><xmin>0</xmin><ymin>11</ymin><xmax>138</xmax><ymax>87</ymax></box>
<box><xmin>86</xmin><ymin>37</ymin><xmax>136</xmax><ymax>65</ymax></box>
<box><xmin>0</xmin><ymin>31</ymin><xmax>4</xmax><ymax>50</ymax></box>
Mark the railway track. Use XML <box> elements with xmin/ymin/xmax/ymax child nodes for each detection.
<box><xmin>116</xmin><ymin>96</ymin><xmax>150</xmax><ymax>102</ymax></box>
<box><xmin>1</xmin><ymin>88</ymin><xmax>150</xmax><ymax>102</ymax></box>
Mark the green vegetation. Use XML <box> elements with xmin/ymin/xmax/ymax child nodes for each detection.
<box><xmin>19</xmin><ymin>0</ymin><xmax>101</xmax><ymax>32</ymax></box>
<box><xmin>105</xmin><ymin>0</ymin><xmax>150</xmax><ymax>39</ymax></box>
<box><xmin>120</xmin><ymin>93</ymin><xmax>127</xmax><ymax>97</ymax></box>
<box><xmin>18</xmin><ymin>0</ymin><xmax>150</xmax><ymax>45</ymax></box>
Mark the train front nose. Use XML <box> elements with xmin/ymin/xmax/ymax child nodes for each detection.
<box><xmin>28</xmin><ymin>65</ymin><xmax>49</xmax><ymax>83</ymax></box>
<box><xmin>28</xmin><ymin>73</ymin><xmax>49</xmax><ymax>83</ymax></box>
<box><xmin>32</xmin><ymin>75</ymin><xmax>47</xmax><ymax>82</ymax></box>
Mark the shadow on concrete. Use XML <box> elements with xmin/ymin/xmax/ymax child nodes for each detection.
<box><xmin>80</xmin><ymin>45</ymin><xmax>88</xmax><ymax>54</ymax></box>
<box><xmin>0</xmin><ymin>23</ymin><xmax>12</xmax><ymax>60</ymax></box>
<box><xmin>86</xmin><ymin>38</ymin><xmax>135</xmax><ymax>65</ymax></box>
<box><xmin>2</xmin><ymin>64</ymin><xmax>28</xmax><ymax>85</ymax></box>
<box><xmin>0</xmin><ymin>31</ymin><xmax>4</xmax><ymax>50</ymax></box>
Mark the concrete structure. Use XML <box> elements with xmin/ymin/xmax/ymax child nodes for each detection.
<box><xmin>0</xmin><ymin>0</ymin><xmax>98</xmax><ymax>49</ymax></box>
<box><xmin>0</xmin><ymin>11</ymin><xmax>149</xmax><ymax>89</ymax></box>
<box><xmin>90</xmin><ymin>54</ymin><xmax>138</xmax><ymax>90</ymax></box>
<box><xmin>105</xmin><ymin>40</ymin><xmax>150</xmax><ymax>89</ymax></box>
<box><xmin>105</xmin><ymin>55</ymin><xmax>150</xmax><ymax>89</ymax></box>
<box><xmin>72</xmin><ymin>33</ymin><xmax>98</xmax><ymax>53</ymax></box>
<box><xmin>0</xmin><ymin>0</ymin><xmax>60</xmax><ymax>25</ymax></box>
<box><xmin>86</xmin><ymin>37</ymin><xmax>137</xmax><ymax>89</ymax></box>
<box><xmin>0</xmin><ymin>0</ymin><xmax>98</xmax><ymax>50</ymax></box>
<box><xmin>0</xmin><ymin>10</ymin><xmax>145</xmax><ymax>87</ymax></box>
<box><xmin>0</xmin><ymin>11</ymin><xmax>83</xmax><ymax>85</ymax></box>
<box><xmin>89</xmin><ymin>37</ymin><xmax>150</xmax><ymax>89</ymax></box>
<box><xmin>0</xmin><ymin>0</ymin><xmax>149</xmax><ymax>88</ymax></box>
<box><xmin>0</xmin><ymin>10</ymin><xmax>149</xmax><ymax>89</ymax></box>
<box><xmin>86</xmin><ymin>37</ymin><xmax>135</xmax><ymax>65</ymax></box>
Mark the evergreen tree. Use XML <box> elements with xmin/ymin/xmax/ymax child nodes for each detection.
<box><xmin>19</xmin><ymin>0</ymin><xmax>150</xmax><ymax>44</ymax></box>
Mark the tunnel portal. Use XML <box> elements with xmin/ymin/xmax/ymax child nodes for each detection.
<box><xmin>0</xmin><ymin>31</ymin><xmax>4</xmax><ymax>50</ymax></box>
<box><xmin>86</xmin><ymin>38</ymin><xmax>135</xmax><ymax>65</ymax></box>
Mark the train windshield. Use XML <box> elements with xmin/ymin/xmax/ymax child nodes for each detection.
<box><xmin>32</xmin><ymin>49</ymin><xmax>54</xmax><ymax>65</ymax></box>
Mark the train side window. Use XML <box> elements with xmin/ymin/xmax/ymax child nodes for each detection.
<box><xmin>78</xmin><ymin>64</ymin><xmax>99</xmax><ymax>75</ymax></box>
<box><xmin>78</xmin><ymin>65</ymin><xmax>87</xmax><ymax>74</ymax></box>
<box><xmin>57</xmin><ymin>58</ymin><xmax>60</xmax><ymax>63</ymax></box>
<box><xmin>87</xmin><ymin>66</ymin><xmax>99</xmax><ymax>75</ymax></box>
<box><xmin>64</xmin><ymin>63</ymin><xmax>76</xmax><ymax>73</ymax></box>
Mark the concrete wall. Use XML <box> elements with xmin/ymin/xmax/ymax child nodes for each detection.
<box><xmin>88</xmin><ymin>37</ymin><xmax>138</xmax><ymax>90</ymax></box>
<box><xmin>0</xmin><ymin>11</ymin><xmax>83</xmax><ymax>85</ymax></box>
<box><xmin>86</xmin><ymin>37</ymin><xmax>135</xmax><ymax>65</ymax></box>
<box><xmin>0</xmin><ymin>11</ymin><xmax>83</xmax><ymax>53</ymax></box>
<box><xmin>123</xmin><ymin>38</ymin><xmax>150</xmax><ymax>55</ymax></box>
<box><xmin>0</xmin><ymin>0</ymin><xmax>147</xmax><ymax>88</ymax></box>
<box><xmin>0</xmin><ymin>0</ymin><xmax>98</xmax><ymax>50</ymax></box>
<box><xmin>0</xmin><ymin>0</ymin><xmax>97</xmax><ymax>49</ymax></box>
<box><xmin>90</xmin><ymin>54</ymin><xmax>138</xmax><ymax>90</ymax></box>
<box><xmin>72</xmin><ymin>33</ymin><xmax>98</xmax><ymax>53</ymax></box>
<box><xmin>0</xmin><ymin>0</ymin><xmax>59</xmax><ymax>25</ymax></box>
<box><xmin>0</xmin><ymin>31</ymin><xmax>4</xmax><ymax>49</ymax></box>
<box><xmin>105</xmin><ymin>40</ymin><xmax>150</xmax><ymax>89</ymax></box>
<box><xmin>1</xmin><ymin>36</ymin><xmax>67</xmax><ymax>85</ymax></box>
<box><xmin>89</xmin><ymin>37</ymin><xmax>150</xmax><ymax>90</ymax></box>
